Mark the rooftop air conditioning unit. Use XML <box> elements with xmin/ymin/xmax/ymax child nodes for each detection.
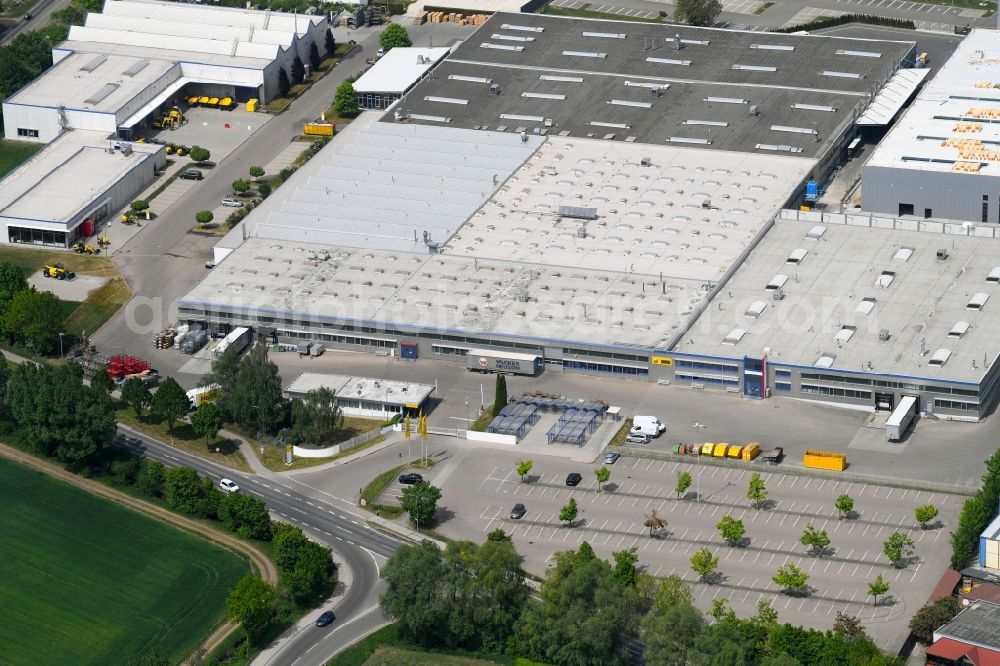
<box><xmin>936</xmin><ymin>249</ymin><xmax>949</xmax><ymax>260</ymax></box>
<box><xmin>772</xmin><ymin>287</ymin><xmax>785</xmax><ymax>301</ymax></box>
<box><xmin>641</xmin><ymin>157</ymin><xmax>651</xmax><ymax>167</ymax></box>
<box><xmin>490</xmin><ymin>83</ymin><xmax>501</xmax><ymax>95</ymax></box>
<box><xmin>749</xmin><ymin>105</ymin><xmax>760</xmax><ymax>116</ymax></box>
<box><xmin>701</xmin><ymin>198</ymin><xmax>711</xmax><ymax>209</ymax></box>
<box><xmin>879</xmin><ymin>329</ymin><xmax>890</xmax><ymax>341</ymax></box>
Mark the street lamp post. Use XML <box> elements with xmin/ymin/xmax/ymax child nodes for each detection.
<box><xmin>58</xmin><ymin>332</ymin><xmax>64</xmax><ymax>360</ymax></box>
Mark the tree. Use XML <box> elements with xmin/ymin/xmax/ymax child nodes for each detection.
<box><xmin>559</xmin><ymin>497</ymin><xmax>578</xmax><ymax>526</ymax></box>
<box><xmin>400</xmin><ymin>480</ymin><xmax>441</xmax><ymax>528</ymax></box>
<box><xmin>282</xmin><ymin>539</ymin><xmax>335</xmax><ymax>603</ymax></box>
<box><xmin>833</xmin><ymin>611</ymin><xmax>868</xmax><ymax>643</ymax></box>
<box><xmin>717</xmin><ymin>515</ymin><xmax>745</xmax><ymax>547</ymax></box>
<box><xmin>228</xmin><ymin>343</ymin><xmax>286</xmax><ymax>435</ymax></box>
<box><xmin>915</xmin><ymin>503</ymin><xmax>939</xmax><ymax>529</ymax></box>
<box><xmin>324</xmin><ymin>30</ymin><xmax>335</xmax><ymax>56</ymax></box>
<box><xmin>226</xmin><ymin>574</ymin><xmax>277</xmax><ymax>638</ymax></box>
<box><xmin>492</xmin><ymin>374</ymin><xmax>508</xmax><ymax>417</ymax></box>
<box><xmin>195</xmin><ymin>210</ymin><xmax>214</xmax><ymax>225</ymax></box>
<box><xmin>110</xmin><ymin>456</ymin><xmax>141</xmax><ymax>485</ymax></box>
<box><xmin>150</xmin><ymin>377</ymin><xmax>189</xmax><ymax>434</ymax></box>
<box><xmin>612</xmin><ymin>546</ymin><xmax>639</xmax><ymax>587</ymax></box>
<box><xmin>290</xmin><ymin>387</ymin><xmax>343</xmax><ymax>444</ymax></box>
<box><xmin>652</xmin><ymin>574</ymin><xmax>694</xmax><ymax>614</ymax></box>
<box><xmin>515</xmin><ymin>459</ymin><xmax>533</xmax><ymax>482</ymax></box>
<box><xmin>188</xmin><ymin>146</ymin><xmax>210</xmax><ymax>163</ymax></box>
<box><xmin>487</xmin><ymin>528</ymin><xmax>510</xmax><ymax>542</ymax></box>
<box><xmin>747</xmin><ymin>472</ymin><xmax>768</xmax><ymax>510</ymax></box>
<box><xmin>308</xmin><ymin>42</ymin><xmax>321</xmax><ymax>72</ymax></box>
<box><xmin>773</xmin><ymin>563</ymin><xmax>809</xmax><ymax>595</ymax></box>
<box><xmin>333</xmin><ymin>80</ymin><xmax>358</xmax><ymax>116</ymax></box>
<box><xmin>232</xmin><ymin>179</ymin><xmax>250</xmax><ymax>194</ymax></box>
<box><xmin>644</xmin><ymin>509</ymin><xmax>667</xmax><ymax>537</ymax></box>
<box><xmin>676</xmin><ymin>470</ymin><xmax>693</xmax><ymax>499</ymax></box>
<box><xmin>278</xmin><ymin>67</ymin><xmax>290</xmax><ymax>97</ymax></box>
<box><xmin>379</xmin><ymin>23</ymin><xmax>411</xmax><ymax>52</ymax></box>
<box><xmin>868</xmin><ymin>574</ymin><xmax>890</xmax><ymax>607</ymax></box>
<box><xmin>191</xmin><ymin>402</ymin><xmax>223</xmax><ymax>444</ymax></box>
<box><xmin>674</xmin><ymin>0</ymin><xmax>722</xmax><ymax>26</ymax></box>
<box><xmin>883</xmin><ymin>531</ymin><xmax>915</xmax><ymax>568</ymax></box>
<box><xmin>220</xmin><ymin>492</ymin><xmax>272</xmax><ymax>540</ymax></box>
<box><xmin>90</xmin><ymin>369</ymin><xmax>115</xmax><ymax>395</ymax></box>
<box><xmin>594</xmin><ymin>466</ymin><xmax>611</xmax><ymax>493</ymax></box>
<box><xmin>799</xmin><ymin>522</ymin><xmax>831</xmax><ymax>557</ymax></box>
<box><xmin>909</xmin><ymin>596</ymin><xmax>962</xmax><ymax>644</ymax></box>
<box><xmin>164</xmin><ymin>466</ymin><xmax>205</xmax><ymax>515</ymax></box>
<box><xmin>290</xmin><ymin>55</ymin><xmax>305</xmax><ymax>85</ymax></box>
<box><xmin>0</xmin><ymin>260</ymin><xmax>26</xmax><ymax>309</ymax></box>
<box><xmin>136</xmin><ymin>459</ymin><xmax>166</xmax><ymax>498</ymax></box>
<box><xmin>130</xmin><ymin>199</ymin><xmax>149</xmax><ymax>213</ymax></box>
<box><xmin>952</xmin><ymin>493</ymin><xmax>993</xmax><ymax>569</ymax></box>
<box><xmin>642</xmin><ymin>599</ymin><xmax>704</xmax><ymax>666</ymax></box>
<box><xmin>690</xmin><ymin>547</ymin><xmax>718</xmax><ymax>582</ymax></box>
<box><xmin>248</xmin><ymin>165</ymin><xmax>265</xmax><ymax>180</ymax></box>
<box><xmin>206</xmin><ymin>346</ymin><xmax>240</xmax><ymax>417</ymax></box>
<box><xmin>835</xmin><ymin>493</ymin><xmax>854</xmax><ymax>519</ymax></box>
<box><xmin>121</xmin><ymin>376</ymin><xmax>152</xmax><ymax>417</ymax></box>
<box><xmin>4</xmin><ymin>288</ymin><xmax>63</xmax><ymax>354</ymax></box>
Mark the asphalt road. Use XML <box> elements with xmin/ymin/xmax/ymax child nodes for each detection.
<box><xmin>0</xmin><ymin>0</ymin><xmax>67</xmax><ymax>45</ymax></box>
<box><xmin>118</xmin><ymin>425</ymin><xmax>400</xmax><ymax>666</ymax></box>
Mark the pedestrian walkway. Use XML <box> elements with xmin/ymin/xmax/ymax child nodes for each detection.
<box><xmin>260</xmin><ymin>141</ymin><xmax>307</xmax><ymax>178</ymax></box>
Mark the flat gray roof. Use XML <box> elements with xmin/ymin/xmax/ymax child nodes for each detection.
<box><xmin>181</xmin><ymin>238</ymin><xmax>707</xmax><ymax>350</ymax></box>
<box><xmin>445</xmin><ymin>135</ymin><xmax>813</xmax><ymax>281</ymax></box>
<box><xmin>285</xmin><ymin>372</ymin><xmax>434</xmax><ymax>406</ymax></box>
<box><xmin>0</xmin><ymin>131</ymin><xmax>161</xmax><ymax>225</ymax></box>
<box><xmin>390</xmin><ymin>11</ymin><xmax>913</xmax><ymax>156</ymax></box>
<box><xmin>935</xmin><ymin>600</ymin><xmax>1000</xmax><ymax>650</ymax></box>
<box><xmin>677</xmin><ymin>220</ymin><xmax>1000</xmax><ymax>382</ymax></box>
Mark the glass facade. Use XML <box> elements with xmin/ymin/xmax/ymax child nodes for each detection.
<box><xmin>8</xmin><ymin>226</ymin><xmax>67</xmax><ymax>247</ymax></box>
<box><xmin>356</xmin><ymin>92</ymin><xmax>402</xmax><ymax>110</ymax></box>
<box><xmin>564</xmin><ymin>360</ymin><xmax>648</xmax><ymax>376</ymax></box>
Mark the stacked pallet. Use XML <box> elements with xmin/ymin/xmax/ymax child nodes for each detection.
<box><xmin>153</xmin><ymin>328</ymin><xmax>177</xmax><ymax>349</ymax></box>
<box><xmin>425</xmin><ymin>11</ymin><xmax>489</xmax><ymax>25</ymax></box>
<box><xmin>414</xmin><ymin>11</ymin><xmax>427</xmax><ymax>24</ymax></box>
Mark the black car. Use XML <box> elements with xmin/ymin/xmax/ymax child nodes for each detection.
<box><xmin>398</xmin><ymin>472</ymin><xmax>423</xmax><ymax>485</ymax></box>
<box><xmin>510</xmin><ymin>503</ymin><xmax>526</xmax><ymax>520</ymax></box>
<box><xmin>316</xmin><ymin>610</ymin><xmax>335</xmax><ymax>627</ymax></box>
<box><xmin>179</xmin><ymin>170</ymin><xmax>204</xmax><ymax>181</ymax></box>
<box><xmin>565</xmin><ymin>472</ymin><xmax>583</xmax><ymax>487</ymax></box>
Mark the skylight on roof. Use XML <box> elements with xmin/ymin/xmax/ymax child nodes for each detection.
<box><xmin>745</xmin><ymin>301</ymin><xmax>767</xmax><ymax>318</ymax></box>
<box><xmin>893</xmin><ymin>247</ymin><xmax>914</xmax><ymax>262</ymax></box>
<box><xmin>591</xmin><ymin>121</ymin><xmax>630</xmax><ymax>129</ymax></box>
<box><xmin>424</xmin><ymin>96</ymin><xmax>468</xmax><ymax>105</ymax></box>
<box><xmin>80</xmin><ymin>54</ymin><xmax>107</xmax><ymax>72</ymax></box>
<box><xmin>563</xmin><ymin>50</ymin><xmax>607</xmax><ymax>58</ymax></box>
<box><xmin>968</xmin><ymin>292</ymin><xmax>990</xmax><ymax>310</ymax></box>
<box><xmin>987</xmin><ymin>266</ymin><xmax>1000</xmax><ymax>283</ymax></box>
<box><xmin>875</xmin><ymin>271</ymin><xmax>895</xmax><ymax>288</ymax></box>
<box><xmin>792</xmin><ymin>103</ymin><xmax>835</xmax><ymax>112</ymax></box>
<box><xmin>949</xmin><ymin>321</ymin><xmax>970</xmax><ymax>338</ymax></box>
<box><xmin>491</xmin><ymin>33</ymin><xmax>534</xmax><ymax>42</ymax></box>
<box><xmin>582</xmin><ymin>31</ymin><xmax>626</xmax><ymax>38</ymax></box>
<box><xmin>684</xmin><ymin>120</ymin><xmax>728</xmax><ymax>127</ymax></box>
<box><xmin>929</xmin><ymin>348</ymin><xmax>952</xmax><ymax>366</ymax></box>
<box><xmin>501</xmin><ymin>23</ymin><xmax>544</xmax><ymax>32</ymax></box>
<box><xmin>481</xmin><ymin>43</ymin><xmax>524</xmax><ymax>52</ymax></box>
<box><xmin>836</xmin><ymin>49</ymin><xmax>881</xmax><ymax>58</ymax></box>
<box><xmin>856</xmin><ymin>297</ymin><xmax>875</xmax><ymax>315</ymax></box>
<box><xmin>766</xmin><ymin>274</ymin><xmax>788</xmax><ymax>290</ymax></box>
<box><xmin>732</xmin><ymin>64</ymin><xmax>777</xmax><ymax>72</ymax></box>
<box><xmin>752</xmin><ymin>44</ymin><xmax>794</xmax><ymax>51</ymax></box>
<box><xmin>668</xmin><ymin>137</ymin><xmax>711</xmax><ymax>145</ymax></box>
<box><xmin>705</xmin><ymin>96</ymin><xmax>746</xmax><ymax>104</ymax></box>
<box><xmin>723</xmin><ymin>328</ymin><xmax>747</xmax><ymax>345</ymax></box>
<box><xmin>609</xmin><ymin>99</ymin><xmax>653</xmax><ymax>109</ymax></box>
<box><xmin>84</xmin><ymin>83</ymin><xmax>119</xmax><ymax>105</ymax></box>
<box><xmin>786</xmin><ymin>248</ymin><xmax>807</xmax><ymax>264</ymax></box>
<box><xmin>815</xmin><ymin>354</ymin><xmax>835</xmax><ymax>368</ymax></box>
<box><xmin>541</xmin><ymin>75</ymin><xmax>583</xmax><ymax>82</ymax></box>
<box><xmin>626</xmin><ymin>81</ymin><xmax>669</xmax><ymax>90</ymax></box>
<box><xmin>835</xmin><ymin>326</ymin><xmax>856</xmax><ymax>343</ymax></box>
<box><xmin>123</xmin><ymin>60</ymin><xmax>149</xmax><ymax>77</ymax></box>
<box><xmin>771</xmin><ymin>125</ymin><xmax>818</xmax><ymax>135</ymax></box>
<box><xmin>408</xmin><ymin>114</ymin><xmax>451</xmax><ymax>123</ymax></box>
<box><xmin>755</xmin><ymin>144</ymin><xmax>803</xmax><ymax>153</ymax></box>
<box><xmin>522</xmin><ymin>92</ymin><xmax>566</xmax><ymax>100</ymax></box>
<box><xmin>821</xmin><ymin>70</ymin><xmax>862</xmax><ymax>79</ymax></box>
<box><xmin>647</xmin><ymin>57</ymin><xmax>691</xmax><ymax>66</ymax></box>
<box><xmin>499</xmin><ymin>113</ymin><xmax>544</xmax><ymax>122</ymax></box>
<box><xmin>449</xmin><ymin>74</ymin><xmax>491</xmax><ymax>83</ymax></box>
<box><xmin>806</xmin><ymin>225</ymin><xmax>826</xmax><ymax>240</ymax></box>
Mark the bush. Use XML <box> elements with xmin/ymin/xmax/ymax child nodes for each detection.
<box><xmin>130</xmin><ymin>200</ymin><xmax>149</xmax><ymax>212</ymax></box>
<box><xmin>188</xmin><ymin>146</ymin><xmax>210</xmax><ymax>163</ymax></box>
<box><xmin>195</xmin><ymin>210</ymin><xmax>214</xmax><ymax>225</ymax></box>
<box><xmin>910</xmin><ymin>596</ymin><xmax>962</xmax><ymax>644</ymax></box>
<box><xmin>773</xmin><ymin>13</ymin><xmax>915</xmax><ymax>32</ymax></box>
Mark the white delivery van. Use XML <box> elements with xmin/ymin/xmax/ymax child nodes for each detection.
<box><xmin>631</xmin><ymin>415</ymin><xmax>666</xmax><ymax>438</ymax></box>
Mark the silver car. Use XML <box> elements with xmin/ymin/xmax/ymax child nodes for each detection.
<box><xmin>221</xmin><ymin>198</ymin><xmax>244</xmax><ymax>208</ymax></box>
<box><xmin>625</xmin><ymin>432</ymin><xmax>650</xmax><ymax>444</ymax></box>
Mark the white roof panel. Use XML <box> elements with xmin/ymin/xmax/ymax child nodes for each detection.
<box><xmin>766</xmin><ymin>274</ymin><xmax>788</xmax><ymax>290</ymax></box>
<box><xmin>929</xmin><ymin>348</ymin><xmax>952</xmax><ymax>366</ymax></box>
<box><xmin>723</xmin><ymin>328</ymin><xmax>747</xmax><ymax>345</ymax></box>
<box><xmin>353</xmin><ymin>47</ymin><xmax>451</xmax><ymax>94</ymax></box>
<box><xmin>745</xmin><ymin>300</ymin><xmax>767</xmax><ymax>318</ymax></box>
<box><xmin>856</xmin><ymin>68</ymin><xmax>929</xmax><ymax>126</ymax></box>
<box><xmin>949</xmin><ymin>321</ymin><xmax>970</xmax><ymax>338</ymax></box>
<box><xmin>969</xmin><ymin>292</ymin><xmax>990</xmax><ymax>309</ymax></box>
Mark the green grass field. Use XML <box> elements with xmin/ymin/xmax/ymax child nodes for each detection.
<box><xmin>0</xmin><ymin>457</ymin><xmax>250</xmax><ymax>665</ymax></box>
<box><xmin>0</xmin><ymin>139</ymin><xmax>43</xmax><ymax>179</ymax></box>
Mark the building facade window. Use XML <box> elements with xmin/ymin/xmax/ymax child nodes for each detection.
<box><xmin>801</xmin><ymin>384</ymin><xmax>871</xmax><ymax>399</ymax></box>
<box><xmin>935</xmin><ymin>399</ymin><xmax>979</xmax><ymax>412</ymax></box>
<box><xmin>431</xmin><ymin>345</ymin><xmax>469</xmax><ymax>356</ymax></box>
<box><xmin>16</xmin><ymin>128</ymin><xmax>39</xmax><ymax>138</ymax></box>
<box><xmin>564</xmin><ymin>360</ymin><xmax>648</xmax><ymax>376</ymax></box>
<box><xmin>8</xmin><ymin>226</ymin><xmax>66</xmax><ymax>247</ymax></box>
<box><xmin>775</xmin><ymin>382</ymin><xmax>791</xmax><ymax>392</ymax></box>
<box><xmin>675</xmin><ymin>373</ymin><xmax>739</xmax><ymax>386</ymax></box>
<box><xmin>675</xmin><ymin>360</ymin><xmax>739</xmax><ymax>373</ymax></box>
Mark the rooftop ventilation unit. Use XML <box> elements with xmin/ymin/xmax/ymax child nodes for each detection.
<box><xmin>490</xmin><ymin>83</ymin><xmax>501</xmax><ymax>95</ymax></box>
<box><xmin>936</xmin><ymin>249</ymin><xmax>949</xmax><ymax>260</ymax></box>
<box><xmin>929</xmin><ymin>348</ymin><xmax>952</xmax><ymax>367</ymax></box>
<box><xmin>641</xmin><ymin>157</ymin><xmax>651</xmax><ymax>167</ymax></box>
<box><xmin>672</xmin><ymin>34</ymin><xmax>683</xmax><ymax>50</ymax></box>
<box><xmin>879</xmin><ymin>329</ymin><xmax>890</xmax><ymax>341</ymax></box>
<box><xmin>749</xmin><ymin>105</ymin><xmax>760</xmax><ymax>116</ymax></box>
<box><xmin>559</xmin><ymin>206</ymin><xmax>598</xmax><ymax>220</ymax></box>
<box><xmin>772</xmin><ymin>287</ymin><xmax>785</xmax><ymax>301</ymax></box>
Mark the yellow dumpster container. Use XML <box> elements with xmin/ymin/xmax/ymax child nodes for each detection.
<box><xmin>713</xmin><ymin>443</ymin><xmax>729</xmax><ymax>458</ymax></box>
<box><xmin>186</xmin><ymin>95</ymin><xmax>200</xmax><ymax>106</ymax></box>
<box><xmin>246</xmin><ymin>98</ymin><xmax>258</xmax><ymax>112</ymax></box>
<box><xmin>219</xmin><ymin>97</ymin><xmax>233</xmax><ymax>109</ymax></box>
<box><xmin>742</xmin><ymin>443</ymin><xmax>760</xmax><ymax>461</ymax></box>
<box><xmin>727</xmin><ymin>445</ymin><xmax>743</xmax><ymax>459</ymax></box>
<box><xmin>198</xmin><ymin>96</ymin><xmax>210</xmax><ymax>105</ymax></box>
<box><xmin>803</xmin><ymin>450</ymin><xmax>846</xmax><ymax>472</ymax></box>
<box><xmin>701</xmin><ymin>443</ymin><xmax>715</xmax><ymax>456</ymax></box>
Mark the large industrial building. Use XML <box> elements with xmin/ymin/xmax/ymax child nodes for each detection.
<box><xmin>3</xmin><ymin>0</ymin><xmax>328</xmax><ymax>143</ymax></box>
<box><xmin>177</xmin><ymin>13</ymin><xmax>1000</xmax><ymax>421</ymax></box>
<box><xmin>863</xmin><ymin>29</ymin><xmax>1000</xmax><ymax>223</ymax></box>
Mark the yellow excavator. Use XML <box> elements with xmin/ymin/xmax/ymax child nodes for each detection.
<box><xmin>72</xmin><ymin>242</ymin><xmax>99</xmax><ymax>255</ymax></box>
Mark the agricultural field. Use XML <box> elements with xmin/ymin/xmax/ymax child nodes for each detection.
<box><xmin>0</xmin><ymin>139</ymin><xmax>43</xmax><ymax>178</ymax></box>
<box><xmin>0</xmin><ymin>457</ymin><xmax>250</xmax><ymax>665</ymax></box>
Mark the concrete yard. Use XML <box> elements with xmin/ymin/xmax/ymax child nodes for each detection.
<box><xmin>28</xmin><ymin>272</ymin><xmax>108</xmax><ymax>301</ymax></box>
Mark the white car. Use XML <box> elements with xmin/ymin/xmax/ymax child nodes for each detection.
<box><xmin>219</xmin><ymin>478</ymin><xmax>239</xmax><ymax>493</ymax></box>
<box><xmin>221</xmin><ymin>198</ymin><xmax>244</xmax><ymax>208</ymax></box>
<box><xmin>376</xmin><ymin>48</ymin><xmax>385</xmax><ymax>57</ymax></box>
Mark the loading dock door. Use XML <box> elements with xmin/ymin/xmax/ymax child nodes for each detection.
<box><xmin>875</xmin><ymin>392</ymin><xmax>894</xmax><ymax>412</ymax></box>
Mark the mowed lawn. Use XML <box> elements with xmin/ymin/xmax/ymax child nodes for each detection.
<box><xmin>0</xmin><ymin>458</ymin><xmax>250</xmax><ymax>665</ymax></box>
<box><xmin>0</xmin><ymin>139</ymin><xmax>43</xmax><ymax>179</ymax></box>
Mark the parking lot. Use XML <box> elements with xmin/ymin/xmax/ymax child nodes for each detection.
<box><xmin>430</xmin><ymin>447</ymin><xmax>963</xmax><ymax>647</ymax></box>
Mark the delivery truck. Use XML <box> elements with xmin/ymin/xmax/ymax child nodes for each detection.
<box><xmin>885</xmin><ymin>395</ymin><xmax>917</xmax><ymax>442</ymax></box>
<box><xmin>466</xmin><ymin>348</ymin><xmax>542</xmax><ymax>376</ymax></box>
<box><xmin>213</xmin><ymin>327</ymin><xmax>252</xmax><ymax>359</ymax></box>
<box><xmin>630</xmin><ymin>415</ymin><xmax>666</xmax><ymax>438</ymax></box>
<box><xmin>187</xmin><ymin>384</ymin><xmax>222</xmax><ymax>410</ymax></box>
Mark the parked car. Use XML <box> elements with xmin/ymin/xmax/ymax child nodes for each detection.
<box><xmin>625</xmin><ymin>432</ymin><xmax>651</xmax><ymax>444</ymax></box>
<box><xmin>221</xmin><ymin>198</ymin><xmax>244</xmax><ymax>208</ymax></box>
<box><xmin>179</xmin><ymin>170</ymin><xmax>204</xmax><ymax>181</ymax></box>
<box><xmin>565</xmin><ymin>472</ymin><xmax>582</xmax><ymax>487</ymax></box>
<box><xmin>205</xmin><ymin>261</ymin><xmax>216</xmax><ymax>269</ymax></box>
<box><xmin>603</xmin><ymin>452</ymin><xmax>620</xmax><ymax>465</ymax></box>
<box><xmin>219</xmin><ymin>478</ymin><xmax>239</xmax><ymax>493</ymax></box>
<box><xmin>398</xmin><ymin>472</ymin><xmax>423</xmax><ymax>485</ymax></box>
<box><xmin>24</xmin><ymin>12</ymin><xmax>33</xmax><ymax>20</ymax></box>
<box><xmin>510</xmin><ymin>503</ymin><xmax>526</xmax><ymax>520</ymax></box>
<box><xmin>376</xmin><ymin>48</ymin><xmax>385</xmax><ymax>57</ymax></box>
<box><xmin>316</xmin><ymin>611</ymin><xmax>335</xmax><ymax>627</ymax></box>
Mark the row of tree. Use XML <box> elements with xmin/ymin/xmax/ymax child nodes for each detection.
<box><xmin>381</xmin><ymin>534</ymin><xmax>903</xmax><ymax>666</ymax></box>
<box><xmin>950</xmin><ymin>449</ymin><xmax>1000</xmax><ymax>569</ymax></box>
<box><xmin>0</xmin><ymin>261</ymin><xmax>66</xmax><ymax>355</ymax></box>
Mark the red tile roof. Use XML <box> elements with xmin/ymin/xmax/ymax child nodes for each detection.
<box><xmin>927</xmin><ymin>638</ymin><xmax>1000</xmax><ymax>666</ymax></box>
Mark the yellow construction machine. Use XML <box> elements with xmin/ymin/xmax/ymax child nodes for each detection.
<box><xmin>72</xmin><ymin>242</ymin><xmax>99</xmax><ymax>255</ymax></box>
<box><xmin>42</xmin><ymin>263</ymin><xmax>75</xmax><ymax>280</ymax></box>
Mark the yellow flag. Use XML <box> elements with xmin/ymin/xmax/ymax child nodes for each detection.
<box><xmin>404</xmin><ymin>414</ymin><xmax>411</xmax><ymax>439</ymax></box>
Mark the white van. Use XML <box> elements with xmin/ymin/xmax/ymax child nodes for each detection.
<box><xmin>631</xmin><ymin>415</ymin><xmax>666</xmax><ymax>438</ymax></box>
